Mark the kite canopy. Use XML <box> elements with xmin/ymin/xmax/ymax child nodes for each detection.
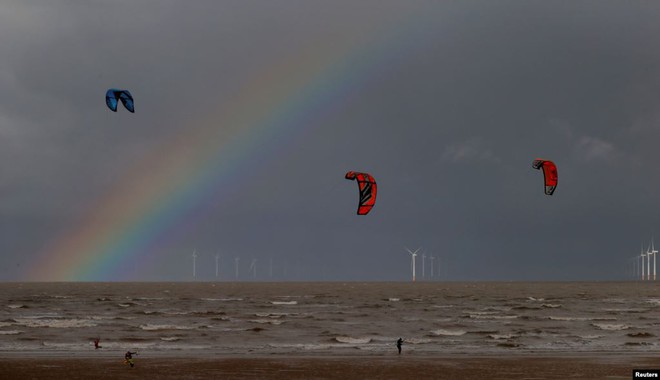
<box><xmin>532</xmin><ymin>159</ymin><xmax>558</xmax><ymax>195</ymax></box>
<box><xmin>345</xmin><ymin>171</ymin><xmax>377</xmax><ymax>215</ymax></box>
<box><xmin>105</xmin><ymin>89</ymin><xmax>134</xmax><ymax>113</ymax></box>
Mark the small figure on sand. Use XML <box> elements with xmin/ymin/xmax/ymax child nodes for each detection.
<box><xmin>124</xmin><ymin>351</ymin><xmax>138</xmax><ymax>368</ymax></box>
<box><xmin>396</xmin><ymin>338</ymin><xmax>403</xmax><ymax>354</ymax></box>
<box><xmin>93</xmin><ymin>338</ymin><xmax>101</xmax><ymax>349</ymax></box>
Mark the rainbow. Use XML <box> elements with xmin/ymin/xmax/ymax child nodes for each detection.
<box><xmin>27</xmin><ymin>8</ymin><xmax>429</xmax><ymax>281</ymax></box>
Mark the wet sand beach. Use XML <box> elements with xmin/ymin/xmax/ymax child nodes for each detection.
<box><xmin>0</xmin><ymin>355</ymin><xmax>656</xmax><ymax>380</ymax></box>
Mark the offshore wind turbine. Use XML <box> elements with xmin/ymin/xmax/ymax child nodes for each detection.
<box><xmin>429</xmin><ymin>256</ymin><xmax>435</xmax><ymax>279</ymax></box>
<box><xmin>234</xmin><ymin>257</ymin><xmax>240</xmax><ymax>280</ymax></box>
<box><xmin>641</xmin><ymin>244</ymin><xmax>646</xmax><ymax>281</ymax></box>
<box><xmin>192</xmin><ymin>249</ymin><xmax>197</xmax><ymax>279</ymax></box>
<box><xmin>652</xmin><ymin>238</ymin><xmax>658</xmax><ymax>281</ymax></box>
<box><xmin>646</xmin><ymin>242</ymin><xmax>652</xmax><ymax>281</ymax></box>
<box><xmin>421</xmin><ymin>252</ymin><xmax>426</xmax><ymax>280</ymax></box>
<box><xmin>249</xmin><ymin>259</ymin><xmax>257</xmax><ymax>279</ymax></box>
<box><xmin>405</xmin><ymin>247</ymin><xmax>420</xmax><ymax>282</ymax></box>
<box><xmin>215</xmin><ymin>253</ymin><xmax>220</xmax><ymax>278</ymax></box>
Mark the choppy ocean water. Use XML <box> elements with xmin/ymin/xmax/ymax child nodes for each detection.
<box><xmin>0</xmin><ymin>282</ymin><xmax>658</xmax><ymax>357</ymax></box>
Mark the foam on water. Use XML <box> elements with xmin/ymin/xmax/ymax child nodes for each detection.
<box><xmin>468</xmin><ymin>314</ymin><xmax>518</xmax><ymax>320</ymax></box>
<box><xmin>0</xmin><ymin>330</ymin><xmax>22</xmax><ymax>335</ymax></box>
<box><xmin>201</xmin><ymin>298</ymin><xmax>243</xmax><ymax>302</ymax></box>
<box><xmin>249</xmin><ymin>319</ymin><xmax>284</xmax><ymax>325</ymax></box>
<box><xmin>591</xmin><ymin>323</ymin><xmax>630</xmax><ymax>331</ymax></box>
<box><xmin>488</xmin><ymin>333</ymin><xmax>518</xmax><ymax>340</ymax></box>
<box><xmin>139</xmin><ymin>324</ymin><xmax>195</xmax><ymax>331</ymax></box>
<box><xmin>430</xmin><ymin>329</ymin><xmax>467</xmax><ymax>336</ymax></box>
<box><xmin>334</xmin><ymin>336</ymin><xmax>371</xmax><ymax>344</ymax></box>
<box><xmin>405</xmin><ymin>338</ymin><xmax>432</xmax><ymax>344</ymax></box>
<box><xmin>270</xmin><ymin>301</ymin><xmax>297</xmax><ymax>305</ymax></box>
<box><xmin>13</xmin><ymin>318</ymin><xmax>97</xmax><ymax>328</ymax></box>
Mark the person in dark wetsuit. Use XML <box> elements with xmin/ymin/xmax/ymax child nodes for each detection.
<box><xmin>93</xmin><ymin>338</ymin><xmax>101</xmax><ymax>349</ymax></box>
<box><xmin>124</xmin><ymin>351</ymin><xmax>137</xmax><ymax>367</ymax></box>
<box><xmin>396</xmin><ymin>338</ymin><xmax>403</xmax><ymax>354</ymax></box>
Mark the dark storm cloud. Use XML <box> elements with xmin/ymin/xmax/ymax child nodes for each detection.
<box><xmin>2</xmin><ymin>1</ymin><xmax>660</xmax><ymax>281</ymax></box>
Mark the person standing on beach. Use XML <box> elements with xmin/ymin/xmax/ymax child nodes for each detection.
<box><xmin>396</xmin><ymin>338</ymin><xmax>403</xmax><ymax>354</ymax></box>
<box><xmin>124</xmin><ymin>351</ymin><xmax>138</xmax><ymax>368</ymax></box>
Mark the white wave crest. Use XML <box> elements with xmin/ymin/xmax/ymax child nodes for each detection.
<box><xmin>431</xmin><ymin>329</ymin><xmax>466</xmax><ymax>336</ymax></box>
<box><xmin>160</xmin><ymin>337</ymin><xmax>181</xmax><ymax>341</ymax></box>
<box><xmin>542</xmin><ymin>304</ymin><xmax>562</xmax><ymax>308</ymax></box>
<box><xmin>7</xmin><ymin>304</ymin><xmax>26</xmax><ymax>309</ymax></box>
<box><xmin>577</xmin><ymin>334</ymin><xmax>604</xmax><ymax>339</ymax></box>
<box><xmin>14</xmin><ymin>318</ymin><xmax>97</xmax><ymax>328</ymax></box>
<box><xmin>201</xmin><ymin>298</ymin><xmax>243</xmax><ymax>302</ymax></box>
<box><xmin>270</xmin><ymin>301</ymin><xmax>297</xmax><ymax>305</ymax></box>
<box><xmin>591</xmin><ymin>323</ymin><xmax>629</xmax><ymax>331</ymax></box>
<box><xmin>0</xmin><ymin>330</ymin><xmax>22</xmax><ymax>335</ymax></box>
<box><xmin>139</xmin><ymin>324</ymin><xmax>195</xmax><ymax>331</ymax></box>
<box><xmin>548</xmin><ymin>316</ymin><xmax>588</xmax><ymax>321</ymax></box>
<box><xmin>255</xmin><ymin>313</ymin><xmax>293</xmax><ymax>318</ymax></box>
<box><xmin>469</xmin><ymin>314</ymin><xmax>518</xmax><ymax>320</ymax></box>
<box><xmin>405</xmin><ymin>338</ymin><xmax>432</xmax><ymax>344</ymax></box>
<box><xmin>603</xmin><ymin>308</ymin><xmax>648</xmax><ymax>313</ymax></box>
<box><xmin>489</xmin><ymin>334</ymin><xmax>517</xmax><ymax>340</ymax></box>
<box><xmin>249</xmin><ymin>319</ymin><xmax>284</xmax><ymax>325</ymax></box>
<box><xmin>645</xmin><ymin>298</ymin><xmax>660</xmax><ymax>306</ymax></box>
<box><xmin>335</xmin><ymin>336</ymin><xmax>371</xmax><ymax>344</ymax></box>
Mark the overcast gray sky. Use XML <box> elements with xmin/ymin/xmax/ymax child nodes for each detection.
<box><xmin>2</xmin><ymin>1</ymin><xmax>660</xmax><ymax>281</ymax></box>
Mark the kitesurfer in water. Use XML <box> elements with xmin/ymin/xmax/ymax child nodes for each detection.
<box><xmin>93</xmin><ymin>338</ymin><xmax>101</xmax><ymax>349</ymax></box>
<box><xmin>124</xmin><ymin>351</ymin><xmax>138</xmax><ymax>367</ymax></box>
<box><xmin>396</xmin><ymin>338</ymin><xmax>403</xmax><ymax>354</ymax></box>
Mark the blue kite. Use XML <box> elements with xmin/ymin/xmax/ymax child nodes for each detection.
<box><xmin>105</xmin><ymin>89</ymin><xmax>134</xmax><ymax>113</ymax></box>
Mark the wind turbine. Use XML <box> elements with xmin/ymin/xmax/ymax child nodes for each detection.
<box><xmin>646</xmin><ymin>242</ymin><xmax>652</xmax><ymax>281</ymax></box>
<box><xmin>215</xmin><ymin>253</ymin><xmax>220</xmax><ymax>278</ymax></box>
<box><xmin>421</xmin><ymin>252</ymin><xmax>426</xmax><ymax>280</ymax></box>
<box><xmin>429</xmin><ymin>256</ymin><xmax>435</xmax><ymax>279</ymax></box>
<box><xmin>234</xmin><ymin>257</ymin><xmax>240</xmax><ymax>280</ymax></box>
<box><xmin>249</xmin><ymin>259</ymin><xmax>257</xmax><ymax>279</ymax></box>
<box><xmin>192</xmin><ymin>249</ymin><xmax>197</xmax><ymax>279</ymax></box>
<box><xmin>652</xmin><ymin>238</ymin><xmax>658</xmax><ymax>281</ymax></box>
<box><xmin>405</xmin><ymin>247</ymin><xmax>420</xmax><ymax>282</ymax></box>
<box><xmin>641</xmin><ymin>243</ymin><xmax>646</xmax><ymax>281</ymax></box>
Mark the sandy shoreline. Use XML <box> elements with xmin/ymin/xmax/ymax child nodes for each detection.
<box><xmin>0</xmin><ymin>354</ymin><xmax>656</xmax><ymax>379</ymax></box>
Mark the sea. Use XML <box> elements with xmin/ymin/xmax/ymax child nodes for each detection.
<box><xmin>0</xmin><ymin>282</ymin><xmax>658</xmax><ymax>357</ymax></box>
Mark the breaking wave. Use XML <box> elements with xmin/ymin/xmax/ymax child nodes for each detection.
<box><xmin>13</xmin><ymin>318</ymin><xmax>97</xmax><ymax>328</ymax></box>
<box><xmin>334</xmin><ymin>336</ymin><xmax>371</xmax><ymax>344</ymax></box>
<box><xmin>0</xmin><ymin>330</ymin><xmax>22</xmax><ymax>335</ymax></box>
<box><xmin>430</xmin><ymin>329</ymin><xmax>467</xmax><ymax>336</ymax></box>
<box><xmin>270</xmin><ymin>301</ymin><xmax>297</xmax><ymax>305</ymax></box>
<box><xmin>139</xmin><ymin>324</ymin><xmax>195</xmax><ymax>331</ymax></box>
<box><xmin>249</xmin><ymin>319</ymin><xmax>284</xmax><ymax>325</ymax></box>
<box><xmin>591</xmin><ymin>323</ymin><xmax>630</xmax><ymax>331</ymax></box>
